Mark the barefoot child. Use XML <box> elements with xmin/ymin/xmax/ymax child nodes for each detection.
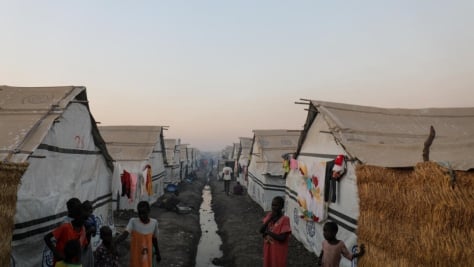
<box><xmin>318</xmin><ymin>221</ymin><xmax>365</xmax><ymax>267</ymax></box>
<box><xmin>116</xmin><ymin>201</ymin><xmax>161</xmax><ymax>267</ymax></box>
<box><xmin>94</xmin><ymin>226</ymin><xmax>119</xmax><ymax>267</ymax></box>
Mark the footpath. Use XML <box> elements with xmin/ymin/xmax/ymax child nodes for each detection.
<box><xmin>209</xmin><ymin>175</ymin><xmax>319</xmax><ymax>267</ymax></box>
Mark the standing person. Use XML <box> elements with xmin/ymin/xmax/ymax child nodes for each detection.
<box><xmin>94</xmin><ymin>226</ymin><xmax>119</xmax><ymax>267</ymax></box>
<box><xmin>259</xmin><ymin>196</ymin><xmax>291</xmax><ymax>267</ymax></box>
<box><xmin>44</xmin><ymin>203</ymin><xmax>88</xmax><ymax>266</ymax></box>
<box><xmin>317</xmin><ymin>221</ymin><xmax>365</xmax><ymax>267</ymax></box>
<box><xmin>116</xmin><ymin>201</ymin><xmax>161</xmax><ymax>267</ymax></box>
<box><xmin>55</xmin><ymin>239</ymin><xmax>83</xmax><ymax>267</ymax></box>
<box><xmin>221</xmin><ymin>165</ymin><xmax>233</xmax><ymax>196</ymax></box>
<box><xmin>65</xmin><ymin>198</ymin><xmax>81</xmax><ymax>222</ymax></box>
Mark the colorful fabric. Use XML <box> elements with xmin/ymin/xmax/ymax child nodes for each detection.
<box><xmin>126</xmin><ymin>218</ymin><xmax>159</xmax><ymax>267</ymax></box>
<box><xmin>129</xmin><ymin>173</ymin><xmax>138</xmax><ymax>203</ymax></box>
<box><xmin>52</xmin><ymin>223</ymin><xmax>87</xmax><ymax>264</ymax></box>
<box><xmin>290</xmin><ymin>158</ymin><xmax>298</xmax><ymax>170</ymax></box>
<box><xmin>321</xmin><ymin>240</ymin><xmax>353</xmax><ymax>267</ymax></box>
<box><xmin>145</xmin><ymin>166</ymin><xmax>153</xmax><ymax>195</ymax></box>
<box><xmin>94</xmin><ymin>243</ymin><xmax>119</xmax><ymax>267</ymax></box>
<box><xmin>262</xmin><ymin>213</ymin><xmax>291</xmax><ymax>267</ymax></box>
<box><xmin>121</xmin><ymin>170</ymin><xmax>131</xmax><ymax>198</ymax></box>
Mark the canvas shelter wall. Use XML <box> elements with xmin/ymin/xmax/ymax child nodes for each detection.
<box><xmin>99</xmin><ymin>126</ymin><xmax>165</xmax><ymax>211</ymax></box>
<box><xmin>285</xmin><ymin>115</ymin><xmax>359</xmax><ymax>267</ymax></box>
<box><xmin>237</xmin><ymin>137</ymin><xmax>253</xmax><ymax>187</ymax></box>
<box><xmin>356</xmin><ymin>162</ymin><xmax>474</xmax><ymax>267</ymax></box>
<box><xmin>247</xmin><ymin>130</ymin><xmax>300</xmax><ymax>211</ymax></box>
<box><xmin>10</xmin><ymin>103</ymin><xmax>114</xmax><ymax>267</ymax></box>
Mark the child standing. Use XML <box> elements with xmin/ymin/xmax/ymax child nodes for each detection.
<box><xmin>318</xmin><ymin>221</ymin><xmax>365</xmax><ymax>267</ymax></box>
<box><xmin>94</xmin><ymin>226</ymin><xmax>119</xmax><ymax>267</ymax></box>
<box><xmin>259</xmin><ymin>196</ymin><xmax>291</xmax><ymax>267</ymax></box>
<box><xmin>55</xmin><ymin>239</ymin><xmax>83</xmax><ymax>267</ymax></box>
<box><xmin>116</xmin><ymin>201</ymin><xmax>161</xmax><ymax>267</ymax></box>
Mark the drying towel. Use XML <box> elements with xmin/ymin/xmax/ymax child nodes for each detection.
<box><xmin>121</xmin><ymin>170</ymin><xmax>131</xmax><ymax>198</ymax></box>
<box><xmin>129</xmin><ymin>173</ymin><xmax>138</xmax><ymax>203</ymax></box>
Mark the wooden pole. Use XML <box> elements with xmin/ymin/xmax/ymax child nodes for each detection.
<box><xmin>422</xmin><ymin>126</ymin><xmax>436</xmax><ymax>161</ymax></box>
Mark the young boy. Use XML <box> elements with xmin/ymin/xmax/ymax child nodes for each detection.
<box><xmin>116</xmin><ymin>201</ymin><xmax>161</xmax><ymax>267</ymax></box>
<box><xmin>318</xmin><ymin>221</ymin><xmax>365</xmax><ymax>267</ymax></box>
<box><xmin>94</xmin><ymin>226</ymin><xmax>119</xmax><ymax>267</ymax></box>
<box><xmin>55</xmin><ymin>239</ymin><xmax>83</xmax><ymax>267</ymax></box>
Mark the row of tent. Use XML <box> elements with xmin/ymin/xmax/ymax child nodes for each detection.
<box><xmin>220</xmin><ymin>100</ymin><xmax>474</xmax><ymax>266</ymax></box>
<box><xmin>0</xmin><ymin>86</ymin><xmax>201</xmax><ymax>267</ymax></box>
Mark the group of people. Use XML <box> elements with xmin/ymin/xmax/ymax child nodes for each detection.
<box><xmin>260</xmin><ymin>196</ymin><xmax>365</xmax><ymax>267</ymax></box>
<box><xmin>43</xmin><ymin>198</ymin><xmax>160</xmax><ymax>267</ymax></box>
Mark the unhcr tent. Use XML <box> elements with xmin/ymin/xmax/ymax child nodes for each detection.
<box><xmin>0</xmin><ymin>86</ymin><xmax>114</xmax><ymax>267</ymax></box>
<box><xmin>285</xmin><ymin>100</ymin><xmax>474</xmax><ymax>267</ymax></box>
<box><xmin>247</xmin><ymin>129</ymin><xmax>301</xmax><ymax>211</ymax></box>
<box><xmin>164</xmin><ymin>139</ymin><xmax>180</xmax><ymax>186</ymax></box>
<box><xmin>177</xmin><ymin>143</ymin><xmax>188</xmax><ymax>180</ymax></box>
<box><xmin>236</xmin><ymin>137</ymin><xmax>253</xmax><ymax>187</ymax></box>
<box><xmin>99</xmin><ymin>126</ymin><xmax>166</xmax><ymax>211</ymax></box>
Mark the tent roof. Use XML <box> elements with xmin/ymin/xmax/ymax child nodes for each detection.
<box><xmin>0</xmin><ymin>86</ymin><xmax>113</xmax><ymax>169</ymax></box>
<box><xmin>99</xmin><ymin>125</ymin><xmax>164</xmax><ymax>161</ymax></box>
<box><xmin>305</xmin><ymin>100</ymin><xmax>474</xmax><ymax>170</ymax></box>
<box><xmin>252</xmin><ymin>129</ymin><xmax>301</xmax><ymax>175</ymax></box>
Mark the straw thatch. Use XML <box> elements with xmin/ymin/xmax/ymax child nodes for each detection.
<box><xmin>0</xmin><ymin>162</ymin><xmax>28</xmax><ymax>267</ymax></box>
<box><xmin>356</xmin><ymin>162</ymin><xmax>474</xmax><ymax>267</ymax></box>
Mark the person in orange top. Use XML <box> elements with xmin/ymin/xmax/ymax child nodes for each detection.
<box><xmin>44</xmin><ymin>202</ymin><xmax>88</xmax><ymax>266</ymax></box>
<box><xmin>116</xmin><ymin>201</ymin><xmax>161</xmax><ymax>267</ymax></box>
<box><xmin>259</xmin><ymin>196</ymin><xmax>292</xmax><ymax>267</ymax></box>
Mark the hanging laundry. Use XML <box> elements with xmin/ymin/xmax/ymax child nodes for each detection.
<box><xmin>145</xmin><ymin>165</ymin><xmax>153</xmax><ymax>195</ymax></box>
<box><xmin>324</xmin><ymin>160</ymin><xmax>337</xmax><ymax>203</ymax></box>
<box><xmin>121</xmin><ymin>170</ymin><xmax>131</xmax><ymax>199</ymax></box>
<box><xmin>289</xmin><ymin>156</ymin><xmax>298</xmax><ymax>170</ymax></box>
<box><xmin>129</xmin><ymin>173</ymin><xmax>138</xmax><ymax>203</ymax></box>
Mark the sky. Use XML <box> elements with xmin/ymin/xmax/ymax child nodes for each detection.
<box><xmin>1</xmin><ymin>1</ymin><xmax>473</xmax><ymax>151</ymax></box>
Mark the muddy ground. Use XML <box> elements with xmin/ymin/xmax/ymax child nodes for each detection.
<box><xmin>115</xmin><ymin>168</ymin><xmax>318</xmax><ymax>266</ymax></box>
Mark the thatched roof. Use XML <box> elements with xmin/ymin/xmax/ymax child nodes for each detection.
<box><xmin>299</xmin><ymin>100</ymin><xmax>474</xmax><ymax>171</ymax></box>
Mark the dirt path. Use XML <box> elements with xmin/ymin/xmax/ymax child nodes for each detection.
<box><xmin>114</xmin><ymin>169</ymin><xmax>318</xmax><ymax>266</ymax></box>
<box><xmin>209</xmin><ymin>174</ymin><xmax>319</xmax><ymax>267</ymax></box>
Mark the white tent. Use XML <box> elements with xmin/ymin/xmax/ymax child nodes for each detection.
<box><xmin>164</xmin><ymin>138</ymin><xmax>180</xmax><ymax>186</ymax></box>
<box><xmin>177</xmin><ymin>143</ymin><xmax>188</xmax><ymax>180</ymax></box>
<box><xmin>247</xmin><ymin>129</ymin><xmax>301</xmax><ymax>211</ymax></box>
<box><xmin>99</xmin><ymin>126</ymin><xmax>166</xmax><ymax>211</ymax></box>
<box><xmin>236</xmin><ymin>137</ymin><xmax>253</xmax><ymax>187</ymax></box>
<box><xmin>0</xmin><ymin>86</ymin><xmax>114</xmax><ymax>267</ymax></box>
<box><xmin>285</xmin><ymin>100</ymin><xmax>474</xmax><ymax>267</ymax></box>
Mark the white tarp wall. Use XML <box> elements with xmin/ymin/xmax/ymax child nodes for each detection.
<box><xmin>247</xmin><ymin>130</ymin><xmax>300</xmax><ymax>211</ymax></box>
<box><xmin>237</xmin><ymin>137</ymin><xmax>253</xmax><ymax>187</ymax></box>
<box><xmin>164</xmin><ymin>139</ymin><xmax>180</xmax><ymax>185</ymax></box>
<box><xmin>100</xmin><ymin>126</ymin><xmax>166</xmax><ymax>211</ymax></box>
<box><xmin>285</xmin><ymin>117</ymin><xmax>358</xmax><ymax>267</ymax></box>
<box><xmin>178</xmin><ymin>144</ymin><xmax>188</xmax><ymax>180</ymax></box>
<box><xmin>3</xmin><ymin>87</ymin><xmax>114</xmax><ymax>267</ymax></box>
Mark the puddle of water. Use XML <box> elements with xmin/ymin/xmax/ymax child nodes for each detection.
<box><xmin>195</xmin><ymin>184</ymin><xmax>223</xmax><ymax>267</ymax></box>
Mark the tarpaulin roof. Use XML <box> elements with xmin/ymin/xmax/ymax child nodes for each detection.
<box><xmin>98</xmin><ymin>126</ymin><xmax>164</xmax><ymax>162</ymax></box>
<box><xmin>164</xmin><ymin>138</ymin><xmax>177</xmax><ymax>165</ymax></box>
<box><xmin>0</xmin><ymin>85</ymin><xmax>112</xmax><ymax>168</ymax></box>
<box><xmin>252</xmin><ymin>129</ymin><xmax>301</xmax><ymax>176</ymax></box>
<box><xmin>306</xmin><ymin>100</ymin><xmax>474</xmax><ymax>171</ymax></box>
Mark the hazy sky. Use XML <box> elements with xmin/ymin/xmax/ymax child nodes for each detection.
<box><xmin>1</xmin><ymin>1</ymin><xmax>473</xmax><ymax>151</ymax></box>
